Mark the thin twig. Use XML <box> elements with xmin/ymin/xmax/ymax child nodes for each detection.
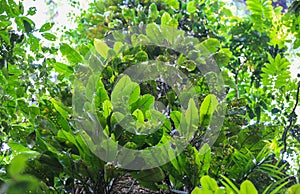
<box><xmin>282</xmin><ymin>81</ymin><xmax>300</xmax><ymax>154</ymax></box>
<box><xmin>126</xmin><ymin>179</ymin><xmax>136</xmax><ymax>194</ymax></box>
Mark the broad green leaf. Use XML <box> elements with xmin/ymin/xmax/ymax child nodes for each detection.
<box><xmin>111</xmin><ymin>75</ymin><xmax>140</xmax><ymax>107</ymax></box>
<box><xmin>113</xmin><ymin>41</ymin><xmax>123</xmax><ymax>53</ymax></box>
<box><xmin>131</xmin><ymin>94</ymin><xmax>154</xmax><ymax>112</ymax></box>
<box><xmin>52</xmin><ymin>62</ymin><xmax>73</xmax><ymax>77</ymax></box>
<box><xmin>246</xmin><ymin>0</ymin><xmax>272</xmax><ymax>20</ymax></box>
<box><xmin>131</xmin><ymin>167</ymin><xmax>165</xmax><ymax>182</ymax></box>
<box><xmin>146</xmin><ymin>23</ymin><xmax>164</xmax><ymax>44</ymax></box>
<box><xmin>39</xmin><ymin>22</ymin><xmax>54</xmax><ymax>32</ymax></box>
<box><xmin>145</xmin><ymin>109</ymin><xmax>167</xmax><ymax>129</ymax></box>
<box><xmin>8</xmin><ymin>141</ymin><xmax>32</xmax><ymax>153</ymax></box>
<box><xmin>161</xmin><ymin>12</ymin><xmax>171</xmax><ymax>26</ymax></box>
<box><xmin>287</xmin><ymin>184</ymin><xmax>300</xmax><ymax>194</ymax></box>
<box><xmin>57</xmin><ymin>130</ymin><xmax>76</xmax><ymax>145</ymax></box>
<box><xmin>135</xmin><ymin>50</ymin><xmax>148</xmax><ymax>62</ymax></box>
<box><xmin>95</xmin><ymin>79</ymin><xmax>109</xmax><ymax>108</ymax></box>
<box><xmin>103</xmin><ymin>100</ymin><xmax>113</xmax><ymax>118</ymax></box>
<box><xmin>187</xmin><ymin>1</ymin><xmax>197</xmax><ymax>14</ymax></box>
<box><xmin>8</xmin><ymin>152</ymin><xmax>40</xmax><ymax>177</ymax></box>
<box><xmin>50</xmin><ymin>98</ymin><xmax>70</xmax><ymax>119</ymax></box>
<box><xmin>94</xmin><ymin>39</ymin><xmax>110</xmax><ymax>59</ymax></box>
<box><xmin>163</xmin><ymin>0</ymin><xmax>179</xmax><ymax>9</ymax></box>
<box><xmin>239</xmin><ymin>180</ymin><xmax>258</xmax><ymax>194</ymax></box>
<box><xmin>197</xmin><ymin>38</ymin><xmax>220</xmax><ymax>54</ymax></box>
<box><xmin>200</xmin><ymin>176</ymin><xmax>218</xmax><ymax>191</ymax></box>
<box><xmin>191</xmin><ymin>187</ymin><xmax>202</xmax><ymax>194</ymax></box>
<box><xmin>184</xmin><ymin>99</ymin><xmax>199</xmax><ymax>139</ymax></box>
<box><xmin>17</xmin><ymin>16</ymin><xmax>35</xmax><ymax>33</ymax></box>
<box><xmin>133</xmin><ymin>109</ymin><xmax>144</xmax><ymax>123</ymax></box>
<box><xmin>131</xmin><ymin>34</ymin><xmax>150</xmax><ymax>46</ymax></box>
<box><xmin>200</xmin><ymin>94</ymin><xmax>218</xmax><ymax>126</ymax></box>
<box><xmin>148</xmin><ymin>3</ymin><xmax>159</xmax><ymax>20</ymax></box>
<box><xmin>0</xmin><ymin>31</ymin><xmax>10</xmax><ymax>44</ymax></box>
<box><xmin>198</xmin><ymin>143</ymin><xmax>211</xmax><ymax>174</ymax></box>
<box><xmin>41</xmin><ymin>32</ymin><xmax>56</xmax><ymax>41</ymax></box>
<box><xmin>60</xmin><ymin>43</ymin><xmax>83</xmax><ymax>64</ymax></box>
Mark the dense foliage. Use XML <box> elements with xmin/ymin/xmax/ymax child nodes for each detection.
<box><xmin>1</xmin><ymin>0</ymin><xmax>300</xmax><ymax>193</ymax></box>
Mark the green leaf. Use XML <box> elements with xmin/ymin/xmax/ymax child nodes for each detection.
<box><xmin>161</xmin><ymin>12</ymin><xmax>171</xmax><ymax>26</ymax></box>
<box><xmin>113</xmin><ymin>41</ymin><xmax>123</xmax><ymax>53</ymax></box>
<box><xmin>94</xmin><ymin>38</ymin><xmax>111</xmax><ymax>59</ymax></box>
<box><xmin>287</xmin><ymin>184</ymin><xmax>300</xmax><ymax>194</ymax></box>
<box><xmin>135</xmin><ymin>50</ymin><xmax>148</xmax><ymax>62</ymax></box>
<box><xmin>197</xmin><ymin>38</ymin><xmax>220</xmax><ymax>54</ymax></box>
<box><xmin>60</xmin><ymin>43</ymin><xmax>83</xmax><ymax>64</ymax></box>
<box><xmin>239</xmin><ymin>180</ymin><xmax>258</xmax><ymax>194</ymax></box>
<box><xmin>95</xmin><ymin>79</ymin><xmax>109</xmax><ymax>108</ymax></box>
<box><xmin>187</xmin><ymin>1</ymin><xmax>197</xmax><ymax>14</ymax></box>
<box><xmin>21</xmin><ymin>16</ymin><xmax>35</xmax><ymax>33</ymax></box>
<box><xmin>183</xmin><ymin>99</ymin><xmax>198</xmax><ymax>139</ymax></box>
<box><xmin>163</xmin><ymin>0</ymin><xmax>179</xmax><ymax>9</ymax></box>
<box><xmin>148</xmin><ymin>3</ymin><xmax>159</xmax><ymax>20</ymax></box>
<box><xmin>41</xmin><ymin>32</ymin><xmax>56</xmax><ymax>41</ymax></box>
<box><xmin>39</xmin><ymin>22</ymin><xmax>54</xmax><ymax>32</ymax></box>
<box><xmin>131</xmin><ymin>94</ymin><xmax>154</xmax><ymax>112</ymax></box>
<box><xmin>27</xmin><ymin>7</ymin><xmax>37</xmax><ymax>16</ymax></box>
<box><xmin>131</xmin><ymin>167</ymin><xmax>165</xmax><ymax>182</ymax></box>
<box><xmin>220</xmin><ymin>175</ymin><xmax>239</xmax><ymax>193</ymax></box>
<box><xmin>111</xmin><ymin>75</ymin><xmax>140</xmax><ymax>107</ymax></box>
<box><xmin>198</xmin><ymin>143</ymin><xmax>211</xmax><ymax>174</ymax></box>
<box><xmin>52</xmin><ymin>62</ymin><xmax>73</xmax><ymax>77</ymax></box>
<box><xmin>191</xmin><ymin>187</ymin><xmax>202</xmax><ymax>194</ymax></box>
<box><xmin>146</xmin><ymin>23</ymin><xmax>164</xmax><ymax>44</ymax></box>
<box><xmin>133</xmin><ymin>109</ymin><xmax>144</xmax><ymax>123</ymax></box>
<box><xmin>200</xmin><ymin>176</ymin><xmax>218</xmax><ymax>191</ymax></box>
<box><xmin>50</xmin><ymin>98</ymin><xmax>70</xmax><ymax>119</ymax></box>
<box><xmin>57</xmin><ymin>130</ymin><xmax>76</xmax><ymax>145</ymax></box>
<box><xmin>170</xmin><ymin>111</ymin><xmax>181</xmax><ymax>129</ymax></box>
<box><xmin>246</xmin><ymin>0</ymin><xmax>273</xmax><ymax>20</ymax></box>
<box><xmin>8</xmin><ymin>152</ymin><xmax>40</xmax><ymax>177</ymax></box>
<box><xmin>199</xmin><ymin>94</ymin><xmax>218</xmax><ymax>126</ymax></box>
<box><xmin>8</xmin><ymin>141</ymin><xmax>32</xmax><ymax>153</ymax></box>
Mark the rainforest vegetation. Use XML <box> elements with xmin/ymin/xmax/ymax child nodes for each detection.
<box><xmin>0</xmin><ymin>0</ymin><xmax>300</xmax><ymax>193</ymax></box>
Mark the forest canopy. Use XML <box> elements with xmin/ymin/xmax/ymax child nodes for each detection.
<box><xmin>0</xmin><ymin>0</ymin><xmax>300</xmax><ymax>193</ymax></box>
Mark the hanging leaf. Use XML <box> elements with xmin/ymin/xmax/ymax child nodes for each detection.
<box><xmin>40</xmin><ymin>22</ymin><xmax>54</xmax><ymax>32</ymax></box>
<box><xmin>41</xmin><ymin>32</ymin><xmax>56</xmax><ymax>41</ymax></box>
<box><xmin>199</xmin><ymin>94</ymin><xmax>218</xmax><ymax>126</ymax></box>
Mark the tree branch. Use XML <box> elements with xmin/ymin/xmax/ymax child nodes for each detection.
<box><xmin>281</xmin><ymin>81</ymin><xmax>300</xmax><ymax>154</ymax></box>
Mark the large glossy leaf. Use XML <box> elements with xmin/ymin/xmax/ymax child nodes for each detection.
<box><xmin>94</xmin><ymin>39</ymin><xmax>110</xmax><ymax>59</ymax></box>
<box><xmin>111</xmin><ymin>75</ymin><xmax>140</xmax><ymax>107</ymax></box>
<box><xmin>60</xmin><ymin>43</ymin><xmax>83</xmax><ymax>64</ymax></box>
<box><xmin>200</xmin><ymin>176</ymin><xmax>218</xmax><ymax>191</ymax></box>
<box><xmin>240</xmin><ymin>180</ymin><xmax>258</xmax><ymax>194</ymax></box>
<box><xmin>199</xmin><ymin>94</ymin><xmax>218</xmax><ymax>126</ymax></box>
<box><xmin>146</xmin><ymin>23</ymin><xmax>164</xmax><ymax>44</ymax></box>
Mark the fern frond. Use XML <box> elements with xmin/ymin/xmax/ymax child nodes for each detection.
<box><xmin>246</xmin><ymin>0</ymin><xmax>273</xmax><ymax>21</ymax></box>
